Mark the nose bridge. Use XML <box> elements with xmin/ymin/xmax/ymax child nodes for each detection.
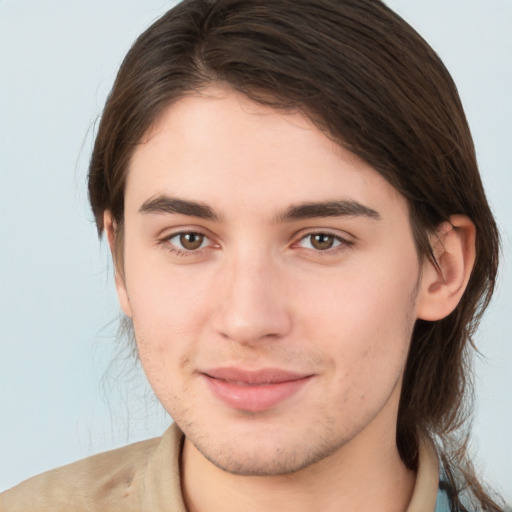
<box><xmin>213</xmin><ymin>244</ymin><xmax>291</xmax><ymax>343</ymax></box>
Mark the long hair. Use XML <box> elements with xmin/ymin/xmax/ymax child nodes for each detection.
<box><xmin>88</xmin><ymin>1</ymin><xmax>502</xmax><ymax>508</ymax></box>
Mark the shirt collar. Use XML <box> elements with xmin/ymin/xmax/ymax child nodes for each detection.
<box><xmin>406</xmin><ymin>435</ymin><xmax>440</xmax><ymax>512</ymax></box>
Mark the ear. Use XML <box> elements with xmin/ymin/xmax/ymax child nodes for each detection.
<box><xmin>103</xmin><ymin>211</ymin><xmax>133</xmax><ymax>318</ymax></box>
<box><xmin>416</xmin><ymin>215</ymin><xmax>476</xmax><ymax>321</ymax></box>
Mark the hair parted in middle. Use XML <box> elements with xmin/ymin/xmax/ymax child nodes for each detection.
<box><xmin>88</xmin><ymin>0</ymin><xmax>500</xmax><ymax>508</ymax></box>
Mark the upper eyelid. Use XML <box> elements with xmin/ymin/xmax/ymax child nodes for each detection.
<box><xmin>294</xmin><ymin>227</ymin><xmax>353</xmax><ymax>242</ymax></box>
<box><xmin>299</xmin><ymin>232</ymin><xmax>344</xmax><ymax>241</ymax></box>
<box><xmin>159</xmin><ymin>225</ymin><xmax>215</xmax><ymax>240</ymax></box>
<box><xmin>166</xmin><ymin>229</ymin><xmax>209</xmax><ymax>238</ymax></box>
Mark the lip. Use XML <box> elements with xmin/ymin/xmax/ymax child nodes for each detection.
<box><xmin>202</xmin><ymin>367</ymin><xmax>313</xmax><ymax>412</ymax></box>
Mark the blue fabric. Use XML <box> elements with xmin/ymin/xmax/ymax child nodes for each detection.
<box><xmin>434</xmin><ymin>464</ymin><xmax>511</xmax><ymax>512</ymax></box>
<box><xmin>435</xmin><ymin>482</ymin><xmax>452</xmax><ymax>512</ymax></box>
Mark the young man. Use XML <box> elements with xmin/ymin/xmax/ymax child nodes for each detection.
<box><xmin>1</xmin><ymin>0</ymin><xmax>508</xmax><ymax>511</ymax></box>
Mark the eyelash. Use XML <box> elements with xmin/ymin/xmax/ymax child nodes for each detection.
<box><xmin>160</xmin><ymin>230</ymin><xmax>352</xmax><ymax>257</ymax></box>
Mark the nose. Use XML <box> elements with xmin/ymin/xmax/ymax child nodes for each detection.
<box><xmin>212</xmin><ymin>252</ymin><xmax>293</xmax><ymax>345</ymax></box>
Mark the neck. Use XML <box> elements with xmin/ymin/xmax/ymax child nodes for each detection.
<box><xmin>181</xmin><ymin>423</ymin><xmax>415</xmax><ymax>512</ymax></box>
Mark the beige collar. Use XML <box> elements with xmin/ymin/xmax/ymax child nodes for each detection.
<box><xmin>406</xmin><ymin>436</ymin><xmax>440</xmax><ymax>512</ymax></box>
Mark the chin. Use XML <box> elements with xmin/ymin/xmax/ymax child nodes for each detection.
<box><xmin>192</xmin><ymin>428</ymin><xmax>345</xmax><ymax>477</ymax></box>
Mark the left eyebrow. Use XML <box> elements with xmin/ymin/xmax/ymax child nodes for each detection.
<box><xmin>273</xmin><ymin>200</ymin><xmax>381</xmax><ymax>223</ymax></box>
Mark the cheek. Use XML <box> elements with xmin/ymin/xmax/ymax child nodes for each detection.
<box><xmin>299</xmin><ymin>255</ymin><xmax>419</xmax><ymax>392</ymax></box>
<box><xmin>121</xmin><ymin>244</ymin><xmax>210</xmax><ymax>368</ymax></box>
<box><xmin>128</xmin><ymin>280</ymin><xmax>206</xmax><ymax>412</ymax></box>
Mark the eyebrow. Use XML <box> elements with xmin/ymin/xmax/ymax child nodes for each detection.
<box><xmin>274</xmin><ymin>200</ymin><xmax>381</xmax><ymax>222</ymax></box>
<box><xmin>139</xmin><ymin>195</ymin><xmax>380</xmax><ymax>223</ymax></box>
<box><xmin>139</xmin><ymin>196</ymin><xmax>221</xmax><ymax>221</ymax></box>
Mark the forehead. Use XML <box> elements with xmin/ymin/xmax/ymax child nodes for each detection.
<box><xmin>125</xmin><ymin>85</ymin><xmax>408</xmax><ymax>223</ymax></box>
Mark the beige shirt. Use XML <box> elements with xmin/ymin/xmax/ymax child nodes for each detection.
<box><xmin>0</xmin><ymin>423</ymin><xmax>440</xmax><ymax>512</ymax></box>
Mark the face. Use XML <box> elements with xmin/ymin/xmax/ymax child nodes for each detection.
<box><xmin>114</xmin><ymin>85</ymin><xmax>426</xmax><ymax>476</ymax></box>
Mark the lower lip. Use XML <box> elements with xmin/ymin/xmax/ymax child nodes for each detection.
<box><xmin>203</xmin><ymin>375</ymin><xmax>311</xmax><ymax>412</ymax></box>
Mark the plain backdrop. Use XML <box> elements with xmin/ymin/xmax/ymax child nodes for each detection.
<box><xmin>0</xmin><ymin>0</ymin><xmax>511</xmax><ymax>500</ymax></box>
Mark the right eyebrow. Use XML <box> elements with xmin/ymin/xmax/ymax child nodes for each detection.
<box><xmin>138</xmin><ymin>195</ymin><xmax>221</xmax><ymax>221</ymax></box>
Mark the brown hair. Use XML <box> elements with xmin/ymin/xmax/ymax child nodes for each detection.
<box><xmin>88</xmin><ymin>0</ymin><xmax>502</xmax><ymax>508</ymax></box>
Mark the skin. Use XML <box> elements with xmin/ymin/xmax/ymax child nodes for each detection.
<box><xmin>107</xmin><ymin>85</ymin><xmax>475</xmax><ymax>512</ymax></box>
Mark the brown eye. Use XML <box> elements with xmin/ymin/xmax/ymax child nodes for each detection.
<box><xmin>310</xmin><ymin>233</ymin><xmax>335</xmax><ymax>250</ymax></box>
<box><xmin>298</xmin><ymin>233</ymin><xmax>344</xmax><ymax>251</ymax></box>
<box><xmin>178</xmin><ymin>232</ymin><xmax>205</xmax><ymax>250</ymax></box>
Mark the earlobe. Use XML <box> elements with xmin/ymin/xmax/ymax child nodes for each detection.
<box><xmin>103</xmin><ymin>211</ymin><xmax>133</xmax><ymax>318</ymax></box>
<box><xmin>416</xmin><ymin>215</ymin><xmax>476</xmax><ymax>321</ymax></box>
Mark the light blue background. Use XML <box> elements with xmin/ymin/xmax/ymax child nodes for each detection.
<box><xmin>1</xmin><ymin>0</ymin><xmax>511</xmax><ymax>500</ymax></box>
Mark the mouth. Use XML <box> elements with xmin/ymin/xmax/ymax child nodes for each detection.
<box><xmin>201</xmin><ymin>367</ymin><xmax>313</xmax><ymax>412</ymax></box>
